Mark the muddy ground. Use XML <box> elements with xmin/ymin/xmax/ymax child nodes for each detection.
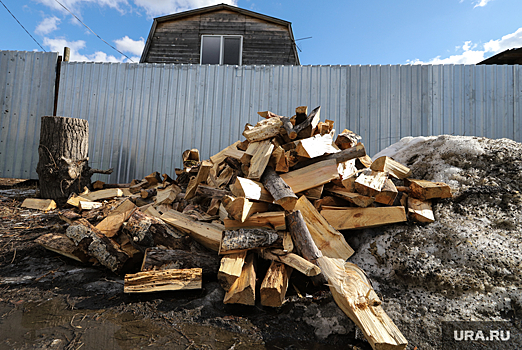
<box><xmin>1</xmin><ymin>135</ymin><xmax>521</xmax><ymax>350</ymax></box>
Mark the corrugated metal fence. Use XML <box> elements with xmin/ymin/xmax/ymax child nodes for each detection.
<box><xmin>0</xmin><ymin>51</ymin><xmax>58</xmax><ymax>179</ymax></box>
<box><xmin>56</xmin><ymin>62</ymin><xmax>522</xmax><ymax>183</ymax></box>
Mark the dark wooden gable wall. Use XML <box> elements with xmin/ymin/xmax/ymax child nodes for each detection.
<box><xmin>143</xmin><ymin>9</ymin><xmax>298</xmax><ymax>65</ymax></box>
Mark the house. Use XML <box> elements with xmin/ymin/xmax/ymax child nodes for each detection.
<box><xmin>140</xmin><ymin>3</ymin><xmax>300</xmax><ymax>65</ymax></box>
<box><xmin>478</xmin><ymin>47</ymin><xmax>522</xmax><ymax>65</ymax></box>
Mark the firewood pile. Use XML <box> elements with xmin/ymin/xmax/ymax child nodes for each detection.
<box><xmin>25</xmin><ymin>106</ymin><xmax>452</xmax><ymax>350</ymax></box>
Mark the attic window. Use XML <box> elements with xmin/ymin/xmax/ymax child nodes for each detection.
<box><xmin>201</xmin><ymin>35</ymin><xmax>242</xmax><ymax>65</ymax></box>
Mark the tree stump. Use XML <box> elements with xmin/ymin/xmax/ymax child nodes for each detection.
<box><xmin>36</xmin><ymin>116</ymin><xmax>92</xmax><ymax>203</ymax></box>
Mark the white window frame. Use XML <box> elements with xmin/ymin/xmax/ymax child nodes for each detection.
<box><xmin>200</xmin><ymin>35</ymin><xmax>243</xmax><ymax>65</ymax></box>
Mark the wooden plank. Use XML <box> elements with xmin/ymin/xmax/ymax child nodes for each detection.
<box><xmin>247</xmin><ymin>140</ymin><xmax>274</xmax><ymax>181</ymax></box>
<box><xmin>230</xmin><ymin>177</ymin><xmax>274</xmax><ymax>203</ymax></box>
<box><xmin>405</xmin><ymin>179</ymin><xmax>452</xmax><ymax>201</ymax></box>
<box><xmin>21</xmin><ymin>198</ymin><xmax>57</xmax><ymax>211</ymax></box>
<box><xmin>160</xmin><ymin>209</ymin><xmax>222</xmax><ymax>252</ymax></box>
<box><xmin>321</xmin><ymin>206</ymin><xmax>407</xmax><ymax>230</ymax></box>
<box><xmin>260</xmin><ymin>261</ymin><xmax>291</xmax><ymax>308</ymax></box>
<box><xmin>223</xmin><ymin>253</ymin><xmax>256</xmax><ymax>305</ymax></box>
<box><xmin>124</xmin><ymin>268</ymin><xmax>202</xmax><ymax>293</ymax></box>
<box><xmin>370</xmin><ymin>156</ymin><xmax>412</xmax><ymax>179</ymax></box>
<box><xmin>224</xmin><ymin>211</ymin><xmax>286</xmax><ymax>231</ymax></box>
<box><xmin>294</xmin><ymin>195</ymin><xmax>354</xmax><ymax>260</ymax></box>
<box><xmin>218</xmin><ymin>251</ymin><xmax>247</xmax><ymax>290</ymax></box>
<box><xmin>280</xmin><ymin>159</ymin><xmax>339</xmax><ymax>194</ymax></box>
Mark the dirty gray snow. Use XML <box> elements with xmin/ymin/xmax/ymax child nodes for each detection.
<box><xmin>347</xmin><ymin>135</ymin><xmax>522</xmax><ymax>349</ymax></box>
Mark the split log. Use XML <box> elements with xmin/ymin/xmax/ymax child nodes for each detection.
<box><xmin>294</xmin><ymin>196</ymin><xmax>354</xmax><ymax>260</ymax></box>
<box><xmin>93</xmin><ymin>180</ymin><xmax>105</xmax><ymax>190</ymax></box>
<box><xmin>230</xmin><ymin>177</ymin><xmax>274</xmax><ymax>203</ymax></box>
<box><xmin>144</xmin><ymin>172</ymin><xmax>162</xmax><ymax>186</ymax></box>
<box><xmin>280</xmin><ymin>159</ymin><xmax>339</xmax><ymax>194</ymax></box>
<box><xmin>294</xmin><ymin>106</ymin><xmax>321</xmax><ymax>139</ymax></box>
<box><xmin>295</xmin><ymin>106</ymin><xmax>308</xmax><ymax>125</ymax></box>
<box><xmin>65</xmin><ymin>218</ymin><xmax>129</xmax><ymax>272</ymax></box>
<box><xmin>335</xmin><ymin>129</ymin><xmax>362</xmax><ymax>150</ymax></box>
<box><xmin>221</xmin><ymin>196</ymin><xmax>269</xmax><ymax>222</ymax></box>
<box><xmin>155</xmin><ymin>185</ymin><xmax>182</xmax><ymax>206</ymax></box>
<box><xmin>223</xmin><ymin>253</ymin><xmax>256</xmax><ymax>305</ymax></box>
<box><xmin>337</xmin><ymin>159</ymin><xmax>358</xmax><ymax>181</ymax></box>
<box><xmin>78</xmin><ymin>201</ymin><xmax>103</xmax><ymax>211</ymax></box>
<box><xmin>247</xmin><ymin>140</ymin><xmax>274</xmax><ymax>181</ymax></box>
<box><xmin>141</xmin><ymin>247</ymin><xmax>219</xmax><ymax>276</ymax></box>
<box><xmin>66</xmin><ymin>194</ymin><xmax>89</xmax><ymax>208</ymax></box>
<box><xmin>21</xmin><ymin>198</ymin><xmax>57</xmax><ymax>211</ymax></box>
<box><xmin>123</xmin><ymin>210</ymin><xmax>186</xmax><ymax>252</ymax></box>
<box><xmin>291</xmin><ymin>143</ymin><xmax>366</xmax><ymax>170</ymax></box>
<box><xmin>185</xmin><ymin>160</ymin><xmax>212</xmax><ymax>200</ymax></box>
<box><xmin>286</xmin><ymin>210</ymin><xmax>327</xmax><ymax>285</ymax></box>
<box><xmin>129</xmin><ymin>180</ymin><xmax>149</xmax><ymax>194</ymax></box>
<box><xmin>354</xmin><ymin>169</ymin><xmax>388</xmax><ymax>197</ymax></box>
<box><xmin>218</xmin><ymin>251</ymin><xmax>247</xmax><ymax>290</ymax></box>
<box><xmin>260</xmin><ymin>261</ymin><xmax>292</xmax><ymax>307</ymax></box>
<box><xmin>219</xmin><ymin>228</ymin><xmax>280</xmax><ymax>254</ymax></box>
<box><xmin>374</xmin><ymin>179</ymin><xmax>398</xmax><ymax>206</ymax></box>
<box><xmin>124</xmin><ymin>268</ymin><xmax>202</xmax><ymax>293</ymax></box>
<box><xmin>356</xmin><ymin>155</ymin><xmax>373</xmax><ymax>169</ymax></box>
<box><xmin>59</xmin><ymin>209</ymin><xmax>82</xmax><ymax>224</ymax></box>
<box><xmin>161</xmin><ymin>209</ymin><xmax>222</xmax><ymax>251</ymax></box>
<box><xmin>326</xmin><ymin>186</ymin><xmax>375</xmax><ymax>208</ymax></box>
<box><xmin>182</xmin><ymin>149</ymin><xmax>200</xmax><ymax>162</ymax></box>
<box><xmin>140</xmin><ymin>188</ymin><xmax>157</xmax><ymax>199</ymax></box>
<box><xmin>297</xmin><ymin>184</ymin><xmax>324</xmax><ymax>200</ymax></box>
<box><xmin>82</xmin><ymin>188</ymin><xmax>124</xmax><ymax>202</ymax></box>
<box><xmin>269</xmin><ymin>146</ymin><xmax>289</xmax><ymax>173</ymax></box>
<box><xmin>370</xmin><ymin>156</ymin><xmax>412</xmax><ymax>179</ymax></box>
<box><xmin>313</xmin><ymin>196</ymin><xmax>350</xmax><ymax>211</ymax></box>
<box><xmin>404</xmin><ymin>179</ymin><xmax>452</xmax><ymax>201</ymax></box>
<box><xmin>242</xmin><ymin>117</ymin><xmax>283</xmax><ymax>142</ymax></box>
<box><xmin>407</xmin><ymin>197</ymin><xmax>435</xmax><ymax>223</ymax></box>
<box><xmin>321</xmin><ymin>206</ymin><xmax>407</xmax><ymax>230</ymax></box>
<box><xmin>224</xmin><ymin>212</ymin><xmax>286</xmax><ymax>231</ymax></box>
<box><xmin>280</xmin><ymin>116</ymin><xmax>297</xmax><ymax>139</ymax></box>
<box><xmin>196</xmin><ymin>184</ymin><xmax>231</xmax><ymax>199</ymax></box>
<box><xmin>206</xmin><ymin>198</ymin><xmax>221</xmax><ymax>215</ymax></box>
<box><xmin>294</xmin><ymin>133</ymin><xmax>339</xmax><ymax>158</ymax></box>
<box><xmin>259</xmin><ymin>249</ymin><xmax>321</xmax><ymax>277</ymax></box>
<box><xmin>261</xmin><ymin>167</ymin><xmax>298</xmax><ymax>211</ymax></box>
<box><xmin>210</xmin><ymin>141</ymin><xmax>242</xmax><ymax>167</ymax></box>
<box><xmin>36</xmin><ymin>233</ymin><xmax>90</xmax><ymax>263</ymax></box>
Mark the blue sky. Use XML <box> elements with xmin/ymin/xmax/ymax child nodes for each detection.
<box><xmin>1</xmin><ymin>0</ymin><xmax>522</xmax><ymax>65</ymax></box>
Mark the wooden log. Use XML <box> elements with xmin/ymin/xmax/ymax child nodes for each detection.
<box><xmin>123</xmin><ymin>210</ymin><xmax>186</xmax><ymax>252</ymax></box>
<box><xmin>93</xmin><ymin>180</ymin><xmax>105</xmax><ymax>190</ymax></box>
<box><xmin>280</xmin><ymin>116</ymin><xmax>297</xmax><ymax>139</ymax></box>
<box><xmin>247</xmin><ymin>140</ymin><xmax>274</xmax><ymax>181</ymax></box>
<box><xmin>407</xmin><ymin>197</ymin><xmax>435</xmax><ymax>223</ymax></box>
<box><xmin>219</xmin><ymin>228</ymin><xmax>280</xmax><ymax>254</ymax></box>
<box><xmin>124</xmin><ymin>268</ymin><xmax>202</xmax><ymax>293</ymax></box>
<box><xmin>140</xmin><ymin>188</ymin><xmax>157</xmax><ymax>199</ymax></box>
<box><xmin>370</xmin><ymin>156</ymin><xmax>412</xmax><ymax>179</ymax></box>
<box><xmin>66</xmin><ymin>194</ymin><xmax>89</xmax><ymax>208</ymax></box>
<box><xmin>182</xmin><ymin>149</ymin><xmax>200</xmax><ymax>162</ymax></box>
<box><xmin>144</xmin><ymin>171</ymin><xmax>162</xmax><ymax>186</ymax></box>
<box><xmin>337</xmin><ymin>159</ymin><xmax>358</xmax><ymax>181</ymax></box>
<box><xmin>206</xmin><ymin>198</ymin><xmax>221</xmax><ymax>215</ymax></box>
<box><xmin>356</xmin><ymin>155</ymin><xmax>373</xmax><ymax>169</ymax></box>
<box><xmin>82</xmin><ymin>188</ymin><xmax>124</xmax><ymax>201</ymax></box>
<box><xmin>21</xmin><ymin>198</ymin><xmax>57</xmax><ymax>211</ymax></box>
<box><xmin>196</xmin><ymin>184</ymin><xmax>231</xmax><ymax>199</ymax></box>
<box><xmin>155</xmin><ymin>184</ymin><xmax>182</xmax><ymax>206</ymax></box>
<box><xmin>214</xmin><ymin>165</ymin><xmax>235</xmax><ymax>188</ymax></box>
<box><xmin>280</xmin><ymin>159</ymin><xmax>339</xmax><ymax>194</ymax></box>
<box><xmin>313</xmin><ymin>196</ymin><xmax>350</xmax><ymax>211</ymax></box>
<box><xmin>242</xmin><ymin>117</ymin><xmax>283</xmax><ymax>142</ymax></box>
<box><xmin>185</xmin><ymin>160</ymin><xmax>213</xmax><ymax>200</ymax></box>
<box><xmin>59</xmin><ymin>209</ymin><xmax>82</xmax><ymax>224</ymax></box>
<box><xmin>141</xmin><ymin>247</ymin><xmax>219</xmax><ymax>276</ymax></box>
<box><xmin>224</xmin><ymin>211</ymin><xmax>286</xmax><ymax>231</ymax></box>
<box><xmin>294</xmin><ymin>133</ymin><xmax>339</xmax><ymax>158</ymax></box>
<box><xmin>405</xmin><ymin>179</ymin><xmax>452</xmax><ymax>201</ymax></box>
<box><xmin>261</xmin><ymin>167</ymin><xmax>298</xmax><ymax>211</ymax></box>
<box><xmin>291</xmin><ymin>143</ymin><xmax>366</xmax><ymax>170</ymax></box>
<box><xmin>295</xmin><ymin>106</ymin><xmax>308</xmax><ymax>125</ymax></box>
<box><xmin>294</xmin><ymin>195</ymin><xmax>354</xmax><ymax>260</ymax></box>
<box><xmin>66</xmin><ymin>218</ymin><xmax>129</xmax><ymax>272</ymax></box>
<box><xmin>259</xmin><ymin>249</ymin><xmax>321</xmax><ymax>277</ymax></box>
<box><xmin>335</xmin><ymin>129</ymin><xmax>362</xmax><ymax>150</ymax></box>
<box><xmin>160</xmin><ymin>209</ymin><xmax>222</xmax><ymax>251</ymax></box>
<box><xmin>129</xmin><ymin>180</ymin><xmax>149</xmax><ymax>194</ymax></box>
<box><xmin>78</xmin><ymin>201</ymin><xmax>103</xmax><ymax>211</ymax></box>
<box><xmin>374</xmin><ymin>179</ymin><xmax>398</xmax><ymax>206</ymax></box>
<box><xmin>269</xmin><ymin>146</ymin><xmax>289</xmax><ymax>173</ymax></box>
<box><xmin>321</xmin><ymin>206</ymin><xmax>407</xmax><ymax>230</ymax></box>
<box><xmin>218</xmin><ymin>251</ymin><xmax>247</xmax><ymax>290</ymax></box>
<box><xmin>223</xmin><ymin>253</ymin><xmax>256</xmax><ymax>305</ymax></box>
<box><xmin>294</xmin><ymin>106</ymin><xmax>321</xmax><ymax>139</ymax></box>
<box><xmin>36</xmin><ymin>233</ymin><xmax>90</xmax><ymax>262</ymax></box>
<box><xmin>297</xmin><ymin>184</ymin><xmax>324</xmax><ymax>201</ymax></box>
<box><xmin>230</xmin><ymin>177</ymin><xmax>274</xmax><ymax>203</ymax></box>
<box><xmin>209</xmin><ymin>141</ymin><xmax>241</xmax><ymax>167</ymax></box>
<box><xmin>221</xmin><ymin>196</ymin><xmax>269</xmax><ymax>222</ymax></box>
<box><xmin>260</xmin><ymin>261</ymin><xmax>291</xmax><ymax>307</ymax></box>
<box><xmin>326</xmin><ymin>186</ymin><xmax>375</xmax><ymax>208</ymax></box>
<box><xmin>354</xmin><ymin>169</ymin><xmax>388</xmax><ymax>197</ymax></box>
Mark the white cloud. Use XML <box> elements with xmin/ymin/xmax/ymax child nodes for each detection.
<box><xmin>474</xmin><ymin>0</ymin><xmax>493</xmax><ymax>8</ymax></box>
<box><xmin>131</xmin><ymin>0</ymin><xmax>238</xmax><ymax>18</ymax></box>
<box><xmin>35</xmin><ymin>16</ymin><xmax>61</xmax><ymax>35</ymax></box>
<box><xmin>34</xmin><ymin>0</ymin><xmax>129</xmax><ymax>15</ymax></box>
<box><xmin>43</xmin><ymin>36</ymin><xmax>126</xmax><ymax>62</ymax></box>
<box><xmin>114</xmin><ymin>36</ymin><xmax>145</xmax><ymax>56</ymax></box>
<box><xmin>409</xmin><ymin>27</ymin><xmax>522</xmax><ymax>64</ymax></box>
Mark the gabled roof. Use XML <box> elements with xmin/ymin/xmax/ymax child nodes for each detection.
<box><xmin>140</xmin><ymin>3</ymin><xmax>299</xmax><ymax>64</ymax></box>
<box><xmin>478</xmin><ymin>47</ymin><xmax>522</xmax><ymax>65</ymax></box>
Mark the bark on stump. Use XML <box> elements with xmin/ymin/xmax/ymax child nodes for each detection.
<box><xmin>36</xmin><ymin>116</ymin><xmax>91</xmax><ymax>203</ymax></box>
